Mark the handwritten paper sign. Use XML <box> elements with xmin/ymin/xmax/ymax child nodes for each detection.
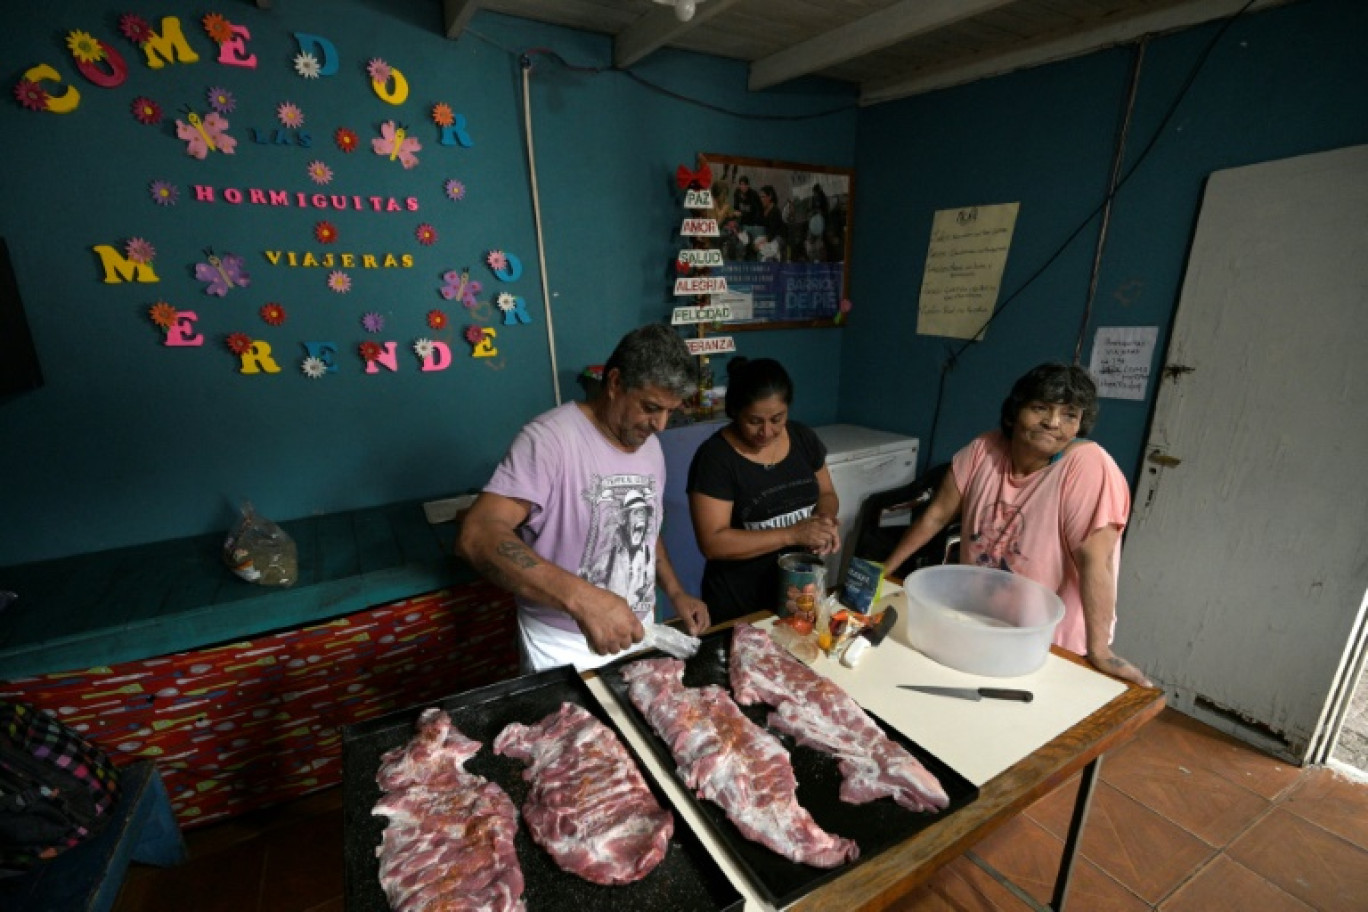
<box><xmin>1089</xmin><ymin>326</ymin><xmax>1158</xmax><ymax>400</ymax></box>
<box><xmin>916</xmin><ymin>203</ymin><xmax>1020</xmax><ymax>340</ymax></box>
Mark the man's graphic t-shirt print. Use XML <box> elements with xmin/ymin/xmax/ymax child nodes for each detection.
<box><xmin>581</xmin><ymin>474</ymin><xmax>657</xmax><ymax>613</ymax></box>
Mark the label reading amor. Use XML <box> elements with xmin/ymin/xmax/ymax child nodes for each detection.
<box><xmin>679</xmin><ymin>217</ymin><xmax>719</xmax><ymax>237</ymax></box>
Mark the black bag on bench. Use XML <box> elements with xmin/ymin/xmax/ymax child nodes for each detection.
<box><xmin>0</xmin><ymin>701</ymin><xmax>121</xmax><ymax>878</ymax></box>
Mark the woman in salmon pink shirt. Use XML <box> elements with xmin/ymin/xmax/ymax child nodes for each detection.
<box><xmin>883</xmin><ymin>363</ymin><xmax>1151</xmax><ymax>687</ymax></box>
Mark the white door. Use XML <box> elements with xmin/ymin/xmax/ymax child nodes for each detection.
<box><xmin>1115</xmin><ymin>145</ymin><xmax>1368</xmax><ymax>764</ymax></box>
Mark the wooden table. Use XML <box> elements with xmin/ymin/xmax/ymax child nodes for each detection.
<box><xmin>587</xmin><ymin>611</ymin><xmax>1165</xmax><ymax>912</ymax></box>
<box><xmin>789</xmin><ymin>647</ymin><xmax>1165</xmax><ymax>911</ymax></box>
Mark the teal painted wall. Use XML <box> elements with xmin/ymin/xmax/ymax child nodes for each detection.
<box><xmin>0</xmin><ymin>2</ymin><xmax>855</xmax><ymax>564</ymax></box>
<box><xmin>841</xmin><ymin>0</ymin><xmax>1368</xmax><ymax>479</ymax></box>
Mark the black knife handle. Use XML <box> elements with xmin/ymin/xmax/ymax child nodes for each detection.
<box><xmin>980</xmin><ymin>688</ymin><xmax>1033</xmax><ymax>702</ymax></box>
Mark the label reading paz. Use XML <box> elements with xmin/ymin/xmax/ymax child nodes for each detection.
<box><xmin>679</xmin><ymin>248</ymin><xmax>724</xmax><ymax>267</ymax></box>
<box><xmin>679</xmin><ymin>217</ymin><xmax>719</xmax><ymax>237</ymax></box>
<box><xmin>684</xmin><ymin>189</ymin><xmax>713</xmax><ymax>209</ymax></box>
<box><xmin>673</xmin><ymin>276</ymin><xmax>730</xmax><ymax>296</ymax></box>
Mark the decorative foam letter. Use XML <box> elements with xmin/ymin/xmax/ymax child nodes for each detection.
<box><xmin>239</xmin><ymin>340</ymin><xmax>282</xmax><ymax>375</ymax></box>
<box><xmin>421</xmin><ymin>340</ymin><xmax>452</xmax><ymax>372</ymax></box>
<box><xmin>22</xmin><ymin>64</ymin><xmax>80</xmax><ymax>113</ymax></box>
<box><xmin>294</xmin><ymin>34</ymin><xmax>338</xmax><ymax>76</ymax></box>
<box><xmin>364</xmin><ymin>341</ymin><xmax>399</xmax><ymax>374</ymax></box>
<box><xmin>473</xmin><ymin>328</ymin><xmax>497</xmax><ymax>359</ymax></box>
<box><xmin>438</xmin><ymin>114</ymin><xmax>473</xmax><ymax>148</ymax></box>
<box><xmin>93</xmin><ymin>245</ymin><xmax>159</xmax><ymax>283</ymax></box>
<box><xmin>165</xmin><ymin>311</ymin><xmax>203</xmax><ymax>346</ymax></box>
<box><xmin>501</xmin><ymin>296</ymin><xmax>532</xmax><ymax>326</ymax></box>
<box><xmin>75</xmin><ymin>40</ymin><xmax>129</xmax><ymax>88</ymax></box>
<box><xmin>491</xmin><ymin>252</ymin><xmax>523</xmax><ymax>282</ymax></box>
<box><xmin>218</xmin><ymin>24</ymin><xmax>257</xmax><ymax>68</ymax></box>
<box><xmin>303</xmin><ymin>341</ymin><xmax>339</xmax><ymax>373</ymax></box>
<box><xmin>142</xmin><ymin>17</ymin><xmax>200</xmax><ymax>69</ymax></box>
<box><xmin>371</xmin><ymin>67</ymin><xmax>409</xmax><ymax>105</ymax></box>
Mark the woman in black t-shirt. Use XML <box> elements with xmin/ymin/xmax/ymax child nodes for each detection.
<box><xmin>687</xmin><ymin>358</ymin><xmax>840</xmax><ymax>622</ymax></box>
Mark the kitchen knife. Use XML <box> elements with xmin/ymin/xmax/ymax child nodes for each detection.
<box><xmin>898</xmin><ymin>685</ymin><xmax>1033</xmax><ymax>702</ymax></box>
<box><xmin>839</xmin><ymin>607</ymin><xmax>898</xmax><ymax>668</ymax></box>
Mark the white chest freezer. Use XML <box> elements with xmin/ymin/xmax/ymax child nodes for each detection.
<box><xmin>814</xmin><ymin>424</ymin><xmax>920</xmax><ymax>586</ymax></box>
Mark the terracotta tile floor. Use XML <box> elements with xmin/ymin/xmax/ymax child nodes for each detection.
<box><xmin>112</xmin><ymin>708</ymin><xmax>1368</xmax><ymax>912</ymax></box>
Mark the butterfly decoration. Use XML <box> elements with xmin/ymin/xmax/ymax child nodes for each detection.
<box><xmin>441</xmin><ymin>268</ymin><xmax>481</xmax><ymax>309</ymax></box>
<box><xmin>372</xmin><ymin>121</ymin><xmax>421</xmax><ymax>169</ymax></box>
<box><xmin>195</xmin><ymin>248</ymin><xmax>251</xmax><ymax>296</ymax></box>
<box><xmin>175</xmin><ymin>109</ymin><xmax>236</xmax><ymax>159</ymax></box>
<box><xmin>676</xmin><ymin>162</ymin><xmax>712</xmax><ymax>191</ymax></box>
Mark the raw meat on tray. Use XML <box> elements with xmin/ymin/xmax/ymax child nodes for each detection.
<box><xmin>622</xmin><ymin>656</ymin><xmax>859</xmax><ymax>868</ymax></box>
<box><xmin>730</xmin><ymin>623</ymin><xmax>950</xmax><ymax>813</ymax></box>
<box><xmin>494</xmin><ymin>701</ymin><xmax>674</xmax><ymax>885</ymax></box>
<box><xmin>373</xmin><ymin>708</ymin><xmax>525</xmax><ymax>912</ymax></box>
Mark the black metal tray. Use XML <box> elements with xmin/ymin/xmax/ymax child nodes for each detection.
<box><xmin>341</xmin><ymin>666</ymin><xmax>743</xmax><ymax>912</ymax></box>
<box><xmin>596</xmin><ymin>627</ymin><xmax>979</xmax><ymax>909</ymax></box>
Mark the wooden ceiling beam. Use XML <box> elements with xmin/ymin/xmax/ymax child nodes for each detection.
<box><xmin>443</xmin><ymin>0</ymin><xmax>481</xmax><ymax>40</ymax></box>
<box><xmin>748</xmin><ymin>0</ymin><xmax>1013</xmax><ymax>91</ymax></box>
<box><xmin>614</xmin><ymin>0</ymin><xmax>744</xmax><ymax>70</ymax></box>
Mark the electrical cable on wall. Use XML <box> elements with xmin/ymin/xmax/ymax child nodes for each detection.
<box><xmin>921</xmin><ymin>0</ymin><xmax>1258</xmax><ymax>463</ymax></box>
<box><xmin>518</xmin><ymin>54</ymin><xmax>562</xmax><ymax>407</ymax></box>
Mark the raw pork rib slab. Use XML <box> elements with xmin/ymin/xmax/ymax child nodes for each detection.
<box><xmin>621</xmin><ymin>656</ymin><xmax>859</xmax><ymax>868</ymax></box>
<box><xmin>494</xmin><ymin>701</ymin><xmax>673</xmax><ymax>885</ymax></box>
<box><xmin>730</xmin><ymin>623</ymin><xmax>950</xmax><ymax>813</ymax></box>
<box><xmin>372</xmin><ymin>708</ymin><xmax>525</xmax><ymax>912</ymax></box>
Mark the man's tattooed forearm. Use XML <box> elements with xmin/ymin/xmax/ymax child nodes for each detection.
<box><xmin>495</xmin><ymin>539</ymin><xmax>539</xmax><ymax>570</ymax></box>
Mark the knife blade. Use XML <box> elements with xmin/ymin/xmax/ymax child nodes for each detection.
<box><xmin>898</xmin><ymin>685</ymin><xmax>1033</xmax><ymax>702</ymax></box>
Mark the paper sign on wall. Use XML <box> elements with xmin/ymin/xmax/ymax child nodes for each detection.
<box><xmin>1089</xmin><ymin>326</ymin><xmax>1158</xmax><ymax>400</ymax></box>
<box><xmin>916</xmin><ymin>202</ymin><xmax>1019</xmax><ymax>340</ymax></box>
<box><xmin>685</xmin><ymin>335</ymin><xmax>735</xmax><ymax>355</ymax></box>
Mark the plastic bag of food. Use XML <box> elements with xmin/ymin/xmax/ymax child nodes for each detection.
<box><xmin>222</xmin><ymin>501</ymin><xmax>297</xmax><ymax>587</ymax></box>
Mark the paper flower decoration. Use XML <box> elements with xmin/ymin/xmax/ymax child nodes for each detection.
<box><xmin>260</xmin><ymin>303</ymin><xmax>286</xmax><ymax>326</ymax></box>
<box><xmin>131</xmin><ymin>96</ymin><xmax>161</xmax><ymax>124</ymax></box>
<box><xmin>486</xmin><ymin>250</ymin><xmax>508</xmax><ymax>273</ymax></box>
<box><xmin>834</xmin><ymin>298</ymin><xmax>853</xmax><ymax>326</ymax></box>
<box><xmin>431</xmin><ymin>103</ymin><xmax>454</xmax><ymax>127</ymax></box>
<box><xmin>440</xmin><ymin>269</ymin><xmax>481</xmax><ymax>308</ymax></box>
<box><xmin>149</xmin><ymin>180</ymin><xmax>179</xmax><ymax>206</ymax></box>
<box><xmin>176</xmin><ymin>111</ymin><xmax>236</xmax><ymax>158</ymax></box>
<box><xmin>207</xmin><ymin>86</ymin><xmax>235</xmax><ymax>114</ymax></box>
<box><xmin>277</xmin><ymin>102</ymin><xmax>304</xmax><ymax>128</ymax></box>
<box><xmin>307</xmin><ymin>160</ymin><xmax>333</xmax><ymax>185</ymax></box>
<box><xmin>202</xmin><ymin>13</ymin><xmax>233</xmax><ymax>44</ymax></box>
<box><xmin>125</xmin><ymin>238</ymin><xmax>155</xmax><ymax>264</ymax></box>
<box><xmin>362</xmin><ymin>312</ymin><xmax>384</xmax><ymax>333</ymax></box>
<box><xmin>149</xmin><ymin>302</ymin><xmax>178</xmax><ymax>330</ymax></box>
<box><xmin>195</xmin><ymin>250</ymin><xmax>250</xmax><ymax>296</ymax></box>
<box><xmin>413</xmin><ymin>338</ymin><xmax>435</xmax><ymax>360</ymax></box>
<box><xmin>427</xmin><ymin>309</ymin><xmax>448</xmax><ymax>330</ymax></box>
<box><xmin>66</xmin><ymin>30</ymin><xmax>104</xmax><ymax>63</ymax></box>
<box><xmin>464</xmin><ymin>325</ymin><xmax>485</xmax><ymax>346</ymax></box>
<box><xmin>415</xmin><ymin>224</ymin><xmax>437</xmax><ymax>246</ymax></box>
<box><xmin>334</xmin><ymin>127</ymin><xmax>358</xmax><ymax>153</ymax></box>
<box><xmin>226</xmin><ymin>332</ymin><xmax>252</xmax><ymax>355</ymax></box>
<box><xmin>119</xmin><ymin>14</ymin><xmax>153</xmax><ymax>44</ymax></box>
<box><xmin>444</xmin><ymin>179</ymin><xmax>466</xmax><ymax>202</ymax></box>
<box><xmin>359</xmin><ymin>341</ymin><xmax>382</xmax><ymax>362</ymax></box>
<box><xmin>314</xmin><ymin>221</ymin><xmax>338</xmax><ymax>244</ymax></box>
<box><xmin>372</xmin><ymin>122</ymin><xmax>420</xmax><ymax>169</ymax></box>
<box><xmin>497</xmin><ymin>292</ymin><xmax>516</xmax><ymax>314</ymax></box>
<box><xmin>13</xmin><ymin>80</ymin><xmax>48</xmax><ymax>112</ymax></box>
<box><xmin>302</xmin><ymin>356</ymin><xmax>327</xmax><ymax>379</ymax></box>
<box><xmin>327</xmin><ymin>270</ymin><xmax>352</xmax><ymax>294</ymax></box>
<box><xmin>294</xmin><ymin>52</ymin><xmax>321</xmax><ymax>79</ymax></box>
<box><xmin>366</xmin><ymin>58</ymin><xmax>391</xmax><ymax>82</ymax></box>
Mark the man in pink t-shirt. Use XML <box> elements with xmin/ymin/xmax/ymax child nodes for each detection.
<box><xmin>458</xmin><ymin>325</ymin><xmax>710</xmax><ymax>671</ymax></box>
<box><xmin>884</xmin><ymin>363</ymin><xmax>1150</xmax><ymax>688</ymax></box>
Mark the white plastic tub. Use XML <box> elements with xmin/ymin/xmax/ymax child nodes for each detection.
<box><xmin>898</xmin><ymin>565</ymin><xmax>1065</xmax><ymax>677</ymax></box>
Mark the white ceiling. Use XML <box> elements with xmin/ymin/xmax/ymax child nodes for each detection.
<box><xmin>438</xmin><ymin>0</ymin><xmax>1286</xmax><ymax>105</ymax></box>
